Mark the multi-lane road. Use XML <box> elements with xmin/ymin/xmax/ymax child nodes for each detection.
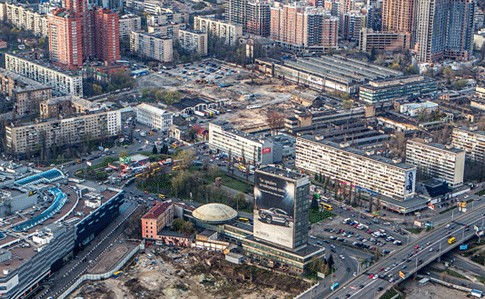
<box><xmin>327</xmin><ymin>206</ymin><xmax>485</xmax><ymax>299</ymax></box>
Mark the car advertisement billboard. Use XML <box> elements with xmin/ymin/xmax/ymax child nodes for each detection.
<box><xmin>404</xmin><ymin>169</ymin><xmax>416</xmax><ymax>195</ymax></box>
<box><xmin>253</xmin><ymin>172</ymin><xmax>295</xmax><ymax>249</ymax></box>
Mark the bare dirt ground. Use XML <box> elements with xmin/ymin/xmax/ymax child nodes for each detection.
<box><xmin>403</xmin><ymin>279</ymin><xmax>468</xmax><ymax>299</ymax></box>
<box><xmin>70</xmin><ymin>247</ymin><xmax>310</xmax><ymax>299</ymax></box>
<box><xmin>87</xmin><ymin>242</ymin><xmax>137</xmax><ymax>274</ymax></box>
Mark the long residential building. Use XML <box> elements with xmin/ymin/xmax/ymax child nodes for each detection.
<box><xmin>451</xmin><ymin>126</ymin><xmax>485</xmax><ymax>164</ymax></box>
<box><xmin>136</xmin><ymin>103</ymin><xmax>173</xmax><ymax>132</ymax></box>
<box><xmin>6</xmin><ymin>109</ymin><xmax>122</xmax><ymax>154</ymax></box>
<box><xmin>296</xmin><ymin>136</ymin><xmax>417</xmax><ymax>200</ymax></box>
<box><xmin>178</xmin><ymin>29</ymin><xmax>208</xmax><ymax>56</ymax></box>
<box><xmin>208</xmin><ymin>122</ymin><xmax>282</xmax><ymax>165</ymax></box>
<box><xmin>359</xmin><ymin>29</ymin><xmax>411</xmax><ymax>53</ymax></box>
<box><xmin>4</xmin><ymin>53</ymin><xmax>83</xmax><ymax>96</ymax></box>
<box><xmin>0</xmin><ymin>69</ymin><xmax>52</xmax><ymax>117</ymax></box>
<box><xmin>130</xmin><ymin>32</ymin><xmax>173</xmax><ymax>62</ymax></box>
<box><xmin>359</xmin><ymin>76</ymin><xmax>438</xmax><ymax>104</ymax></box>
<box><xmin>2</xmin><ymin>2</ymin><xmax>48</xmax><ymax>37</ymax></box>
<box><xmin>194</xmin><ymin>16</ymin><xmax>243</xmax><ymax>46</ymax></box>
<box><xmin>406</xmin><ymin>139</ymin><xmax>465</xmax><ymax>188</ymax></box>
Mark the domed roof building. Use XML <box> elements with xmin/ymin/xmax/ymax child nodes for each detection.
<box><xmin>192</xmin><ymin>203</ymin><xmax>238</xmax><ymax>224</ymax></box>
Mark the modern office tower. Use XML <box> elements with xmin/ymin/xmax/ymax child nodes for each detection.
<box><xmin>270</xmin><ymin>3</ymin><xmax>338</xmax><ymax>51</ymax></box>
<box><xmin>253</xmin><ymin>166</ymin><xmax>310</xmax><ymax>250</ymax></box>
<box><xmin>135</xmin><ymin>103</ymin><xmax>173</xmax><ymax>132</ymax></box>
<box><xmin>119</xmin><ymin>14</ymin><xmax>142</xmax><ymax>38</ymax></box>
<box><xmin>359</xmin><ymin>75</ymin><xmax>437</xmax><ymax>104</ymax></box>
<box><xmin>415</xmin><ymin>0</ymin><xmax>475</xmax><ymax>63</ymax></box>
<box><xmin>382</xmin><ymin>0</ymin><xmax>414</xmax><ymax>33</ymax></box>
<box><xmin>93</xmin><ymin>8</ymin><xmax>120</xmax><ymax>63</ymax></box>
<box><xmin>406</xmin><ymin>139</ymin><xmax>465</xmax><ymax>188</ymax></box>
<box><xmin>359</xmin><ymin>29</ymin><xmax>411</xmax><ymax>52</ymax></box>
<box><xmin>296</xmin><ymin>136</ymin><xmax>417</xmax><ymax>200</ymax></box>
<box><xmin>452</xmin><ymin>127</ymin><xmax>485</xmax><ymax>164</ymax></box>
<box><xmin>47</xmin><ymin>9</ymin><xmax>83</xmax><ymax>69</ymax></box>
<box><xmin>178</xmin><ymin>29</ymin><xmax>208</xmax><ymax>56</ymax></box>
<box><xmin>194</xmin><ymin>16</ymin><xmax>243</xmax><ymax>46</ymax></box>
<box><xmin>247</xmin><ymin>0</ymin><xmax>271</xmax><ymax>36</ymax></box>
<box><xmin>130</xmin><ymin>32</ymin><xmax>173</xmax><ymax>62</ymax></box>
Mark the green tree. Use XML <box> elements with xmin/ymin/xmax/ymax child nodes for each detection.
<box><xmin>152</xmin><ymin>145</ymin><xmax>158</xmax><ymax>155</ymax></box>
<box><xmin>172</xmin><ymin>218</ymin><xmax>194</xmax><ymax>234</ymax></box>
<box><xmin>174</xmin><ymin>149</ymin><xmax>196</xmax><ymax>170</ymax></box>
<box><xmin>160</xmin><ymin>144</ymin><xmax>169</xmax><ymax>155</ymax></box>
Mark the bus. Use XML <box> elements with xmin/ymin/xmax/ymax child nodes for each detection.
<box><xmin>238</xmin><ymin>217</ymin><xmax>249</xmax><ymax>223</ymax></box>
<box><xmin>448</xmin><ymin>236</ymin><xmax>456</xmax><ymax>244</ymax></box>
<box><xmin>112</xmin><ymin>271</ymin><xmax>123</xmax><ymax>278</ymax></box>
<box><xmin>330</xmin><ymin>282</ymin><xmax>339</xmax><ymax>291</ymax></box>
<box><xmin>320</xmin><ymin>203</ymin><xmax>333</xmax><ymax>211</ymax></box>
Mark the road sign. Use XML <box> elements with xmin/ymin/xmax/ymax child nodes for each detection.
<box><xmin>399</xmin><ymin>271</ymin><xmax>405</xmax><ymax>278</ymax></box>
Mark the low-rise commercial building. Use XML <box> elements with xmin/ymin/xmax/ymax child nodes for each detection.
<box><xmin>178</xmin><ymin>29</ymin><xmax>208</xmax><ymax>56</ymax></box>
<box><xmin>6</xmin><ymin>109</ymin><xmax>122</xmax><ymax>154</ymax></box>
<box><xmin>406</xmin><ymin>139</ymin><xmax>465</xmax><ymax>188</ymax></box>
<box><xmin>0</xmin><ymin>69</ymin><xmax>52</xmax><ymax>116</ymax></box>
<box><xmin>296</xmin><ymin>136</ymin><xmax>417</xmax><ymax>200</ymax></box>
<box><xmin>141</xmin><ymin>200</ymin><xmax>174</xmax><ymax>240</ymax></box>
<box><xmin>359</xmin><ymin>76</ymin><xmax>438</xmax><ymax>104</ymax></box>
<box><xmin>399</xmin><ymin>101</ymin><xmax>439</xmax><ymax>117</ymax></box>
<box><xmin>256</xmin><ymin>55</ymin><xmax>402</xmax><ymax>94</ymax></box>
<box><xmin>194</xmin><ymin>16</ymin><xmax>243</xmax><ymax>46</ymax></box>
<box><xmin>136</xmin><ymin>103</ymin><xmax>173</xmax><ymax>131</ymax></box>
<box><xmin>130</xmin><ymin>32</ymin><xmax>173</xmax><ymax>62</ymax></box>
<box><xmin>359</xmin><ymin>29</ymin><xmax>411</xmax><ymax>53</ymax></box>
<box><xmin>4</xmin><ymin>53</ymin><xmax>83</xmax><ymax>96</ymax></box>
<box><xmin>452</xmin><ymin>126</ymin><xmax>485</xmax><ymax>164</ymax></box>
<box><xmin>208</xmin><ymin>122</ymin><xmax>282</xmax><ymax>165</ymax></box>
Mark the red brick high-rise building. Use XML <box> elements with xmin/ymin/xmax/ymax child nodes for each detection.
<box><xmin>47</xmin><ymin>0</ymin><xmax>120</xmax><ymax>69</ymax></box>
<box><xmin>94</xmin><ymin>8</ymin><xmax>120</xmax><ymax>64</ymax></box>
<box><xmin>48</xmin><ymin>9</ymin><xmax>83</xmax><ymax>69</ymax></box>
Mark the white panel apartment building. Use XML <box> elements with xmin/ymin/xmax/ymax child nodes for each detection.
<box><xmin>2</xmin><ymin>2</ymin><xmax>48</xmax><ymax>37</ymax></box>
<box><xmin>178</xmin><ymin>29</ymin><xmax>208</xmax><ymax>56</ymax></box>
<box><xmin>4</xmin><ymin>53</ymin><xmax>83</xmax><ymax>96</ymax></box>
<box><xmin>296</xmin><ymin>137</ymin><xmax>417</xmax><ymax>200</ymax></box>
<box><xmin>208</xmin><ymin>122</ymin><xmax>276</xmax><ymax>165</ymax></box>
<box><xmin>6</xmin><ymin>110</ymin><xmax>122</xmax><ymax>154</ymax></box>
<box><xmin>452</xmin><ymin>127</ymin><xmax>485</xmax><ymax>164</ymax></box>
<box><xmin>194</xmin><ymin>16</ymin><xmax>243</xmax><ymax>46</ymax></box>
<box><xmin>119</xmin><ymin>14</ymin><xmax>142</xmax><ymax>39</ymax></box>
<box><xmin>130</xmin><ymin>32</ymin><xmax>173</xmax><ymax>62</ymax></box>
<box><xmin>136</xmin><ymin>103</ymin><xmax>173</xmax><ymax>131</ymax></box>
<box><xmin>406</xmin><ymin>139</ymin><xmax>465</xmax><ymax>188</ymax></box>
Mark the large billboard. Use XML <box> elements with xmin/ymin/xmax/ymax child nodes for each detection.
<box><xmin>404</xmin><ymin>169</ymin><xmax>416</xmax><ymax>195</ymax></box>
<box><xmin>253</xmin><ymin>172</ymin><xmax>295</xmax><ymax>249</ymax></box>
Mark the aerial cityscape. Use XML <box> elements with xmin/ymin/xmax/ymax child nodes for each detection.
<box><xmin>0</xmin><ymin>0</ymin><xmax>484</xmax><ymax>298</ymax></box>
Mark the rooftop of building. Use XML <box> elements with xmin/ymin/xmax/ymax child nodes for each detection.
<box><xmin>257</xmin><ymin>165</ymin><xmax>307</xmax><ymax>181</ymax></box>
<box><xmin>454</xmin><ymin>126</ymin><xmax>485</xmax><ymax>136</ymax></box>
<box><xmin>137</xmin><ymin>103</ymin><xmax>171</xmax><ymax>115</ymax></box>
<box><xmin>192</xmin><ymin>203</ymin><xmax>238</xmax><ymax>224</ymax></box>
<box><xmin>142</xmin><ymin>200</ymin><xmax>173</xmax><ymax>220</ymax></box>
<box><xmin>244</xmin><ymin>236</ymin><xmax>325</xmax><ymax>258</ymax></box>
<box><xmin>363</xmin><ymin>75</ymin><xmax>434</xmax><ymax>89</ymax></box>
<box><xmin>6</xmin><ymin>52</ymin><xmax>82</xmax><ymax>77</ymax></box>
<box><xmin>300</xmin><ymin>135</ymin><xmax>415</xmax><ymax>170</ymax></box>
<box><xmin>408</xmin><ymin>138</ymin><xmax>464</xmax><ymax>154</ymax></box>
<box><xmin>172</xmin><ymin>97</ymin><xmax>209</xmax><ymax>110</ymax></box>
<box><xmin>0</xmin><ymin>68</ymin><xmax>51</xmax><ymax>93</ymax></box>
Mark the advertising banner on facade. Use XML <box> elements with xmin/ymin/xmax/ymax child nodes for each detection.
<box><xmin>253</xmin><ymin>172</ymin><xmax>295</xmax><ymax>249</ymax></box>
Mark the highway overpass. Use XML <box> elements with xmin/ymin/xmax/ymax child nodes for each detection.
<box><xmin>326</xmin><ymin>206</ymin><xmax>485</xmax><ymax>299</ymax></box>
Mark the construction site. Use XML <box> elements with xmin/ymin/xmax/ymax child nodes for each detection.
<box><xmin>70</xmin><ymin>246</ymin><xmax>310</xmax><ymax>299</ymax></box>
<box><xmin>135</xmin><ymin>60</ymin><xmax>302</xmax><ymax>133</ymax></box>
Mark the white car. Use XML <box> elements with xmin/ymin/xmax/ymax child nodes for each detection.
<box><xmin>339</xmin><ymin>255</ymin><xmax>345</xmax><ymax>260</ymax></box>
<box><xmin>373</xmin><ymin>274</ymin><xmax>379</xmax><ymax>280</ymax></box>
<box><xmin>429</xmin><ymin>248</ymin><xmax>433</xmax><ymax>252</ymax></box>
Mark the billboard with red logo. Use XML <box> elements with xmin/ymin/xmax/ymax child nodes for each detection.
<box><xmin>262</xmin><ymin>147</ymin><xmax>271</xmax><ymax>154</ymax></box>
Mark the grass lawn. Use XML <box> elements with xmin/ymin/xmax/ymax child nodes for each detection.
<box><xmin>476</xmin><ymin>189</ymin><xmax>485</xmax><ymax>196</ymax></box>
<box><xmin>220</xmin><ymin>174</ymin><xmax>250</xmax><ymax>193</ymax></box>
<box><xmin>380</xmin><ymin>288</ymin><xmax>400</xmax><ymax>299</ymax></box>
<box><xmin>407</xmin><ymin>228</ymin><xmax>424</xmax><ymax>234</ymax></box>
<box><xmin>445</xmin><ymin>269</ymin><xmax>467</xmax><ymax>279</ymax></box>
<box><xmin>309</xmin><ymin>208</ymin><xmax>334</xmax><ymax>224</ymax></box>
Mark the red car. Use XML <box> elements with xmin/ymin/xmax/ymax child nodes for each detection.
<box><xmin>368</xmin><ymin>274</ymin><xmax>374</xmax><ymax>279</ymax></box>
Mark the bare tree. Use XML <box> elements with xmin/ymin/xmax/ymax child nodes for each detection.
<box><xmin>266</xmin><ymin>111</ymin><xmax>285</xmax><ymax>135</ymax></box>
